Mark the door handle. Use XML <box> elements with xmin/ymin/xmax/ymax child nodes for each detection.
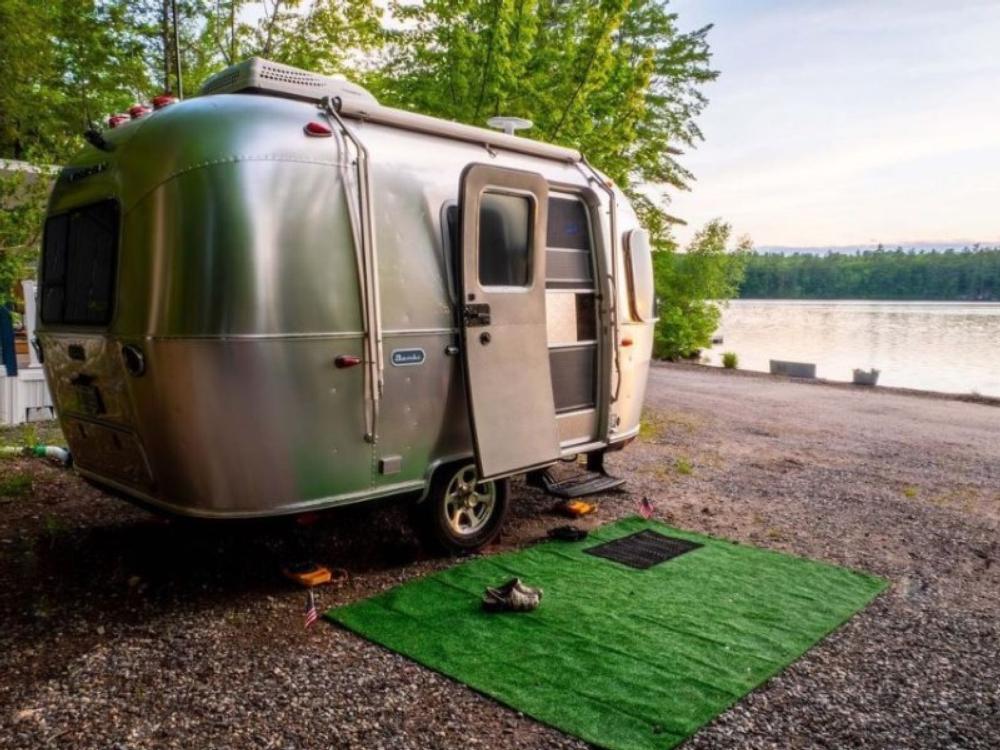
<box><xmin>463</xmin><ymin>303</ymin><xmax>491</xmax><ymax>327</ymax></box>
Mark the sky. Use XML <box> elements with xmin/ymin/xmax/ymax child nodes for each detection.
<box><xmin>665</xmin><ymin>0</ymin><xmax>1000</xmax><ymax>249</ymax></box>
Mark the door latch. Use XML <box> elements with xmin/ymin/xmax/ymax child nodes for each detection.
<box><xmin>462</xmin><ymin>303</ymin><xmax>491</xmax><ymax>327</ymax></box>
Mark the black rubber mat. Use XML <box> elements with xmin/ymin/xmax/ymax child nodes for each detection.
<box><xmin>584</xmin><ymin>530</ymin><xmax>703</xmax><ymax>570</ymax></box>
<box><xmin>530</xmin><ymin>469</ymin><xmax>626</xmax><ymax>498</ymax></box>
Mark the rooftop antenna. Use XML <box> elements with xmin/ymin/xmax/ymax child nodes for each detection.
<box><xmin>171</xmin><ymin>0</ymin><xmax>184</xmax><ymax>98</ymax></box>
<box><xmin>487</xmin><ymin>116</ymin><xmax>533</xmax><ymax>136</ymax></box>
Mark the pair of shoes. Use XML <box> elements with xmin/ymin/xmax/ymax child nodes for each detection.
<box><xmin>547</xmin><ymin>525</ymin><xmax>589</xmax><ymax>542</ymax></box>
<box><xmin>482</xmin><ymin>578</ymin><xmax>543</xmax><ymax>613</ymax></box>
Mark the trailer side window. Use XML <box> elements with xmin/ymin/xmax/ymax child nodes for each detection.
<box><xmin>478</xmin><ymin>192</ymin><xmax>531</xmax><ymax>287</ymax></box>
<box><xmin>545</xmin><ymin>196</ymin><xmax>594</xmax><ymax>290</ymax></box>
<box><xmin>41</xmin><ymin>200</ymin><xmax>119</xmax><ymax>326</ymax></box>
<box><xmin>546</xmin><ymin>197</ymin><xmax>590</xmax><ymax>251</ymax></box>
<box><xmin>442</xmin><ymin>203</ymin><xmax>459</xmax><ymax>302</ymax></box>
<box><xmin>625</xmin><ymin>229</ymin><xmax>656</xmax><ymax>322</ymax></box>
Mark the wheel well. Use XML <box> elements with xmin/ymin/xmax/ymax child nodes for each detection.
<box><xmin>417</xmin><ymin>455</ymin><xmax>476</xmax><ymax>503</ymax></box>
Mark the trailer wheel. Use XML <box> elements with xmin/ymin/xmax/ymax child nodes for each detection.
<box><xmin>420</xmin><ymin>462</ymin><xmax>509</xmax><ymax>554</ymax></box>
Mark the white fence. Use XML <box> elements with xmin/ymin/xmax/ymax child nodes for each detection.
<box><xmin>0</xmin><ymin>280</ymin><xmax>54</xmax><ymax>426</ymax></box>
<box><xmin>0</xmin><ymin>367</ymin><xmax>53</xmax><ymax>425</ymax></box>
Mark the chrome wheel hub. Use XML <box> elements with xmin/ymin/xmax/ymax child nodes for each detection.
<box><xmin>443</xmin><ymin>465</ymin><xmax>496</xmax><ymax>537</ymax></box>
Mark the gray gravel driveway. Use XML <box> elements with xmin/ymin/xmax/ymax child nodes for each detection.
<box><xmin>1</xmin><ymin>363</ymin><xmax>997</xmax><ymax>749</ymax></box>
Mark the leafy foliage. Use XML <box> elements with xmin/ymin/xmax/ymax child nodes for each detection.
<box><xmin>375</xmin><ymin>0</ymin><xmax>717</xmax><ymax>248</ymax></box>
<box><xmin>193</xmin><ymin>0</ymin><xmax>384</xmax><ymax>81</ymax></box>
<box><xmin>653</xmin><ymin>220</ymin><xmax>750</xmax><ymax>359</ymax></box>
<box><xmin>0</xmin><ymin>0</ymin><xmax>735</xmax><ymax>328</ymax></box>
<box><xmin>0</xmin><ymin>0</ymin><xmax>148</xmax><ymax>160</ymax></box>
<box><xmin>741</xmin><ymin>247</ymin><xmax>1000</xmax><ymax>301</ymax></box>
<box><xmin>0</xmin><ymin>167</ymin><xmax>52</xmax><ymax>306</ymax></box>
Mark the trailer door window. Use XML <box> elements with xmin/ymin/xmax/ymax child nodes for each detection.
<box><xmin>41</xmin><ymin>200</ymin><xmax>119</xmax><ymax>326</ymax></box>
<box><xmin>478</xmin><ymin>192</ymin><xmax>531</xmax><ymax>287</ymax></box>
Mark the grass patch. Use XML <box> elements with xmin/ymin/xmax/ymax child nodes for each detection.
<box><xmin>639</xmin><ymin>409</ymin><xmax>702</xmax><ymax>443</ymax></box>
<box><xmin>765</xmin><ymin>526</ymin><xmax>787</xmax><ymax>541</ymax></box>
<box><xmin>329</xmin><ymin>518</ymin><xmax>886</xmax><ymax>750</ymax></box>
<box><xmin>639</xmin><ymin>410</ymin><xmax>667</xmax><ymax>441</ymax></box>
<box><xmin>902</xmin><ymin>485</ymin><xmax>919</xmax><ymax>499</ymax></box>
<box><xmin>0</xmin><ymin>419</ymin><xmax>64</xmax><ymax>449</ymax></box>
<box><xmin>674</xmin><ymin>456</ymin><xmax>694</xmax><ymax>475</ymax></box>
<box><xmin>0</xmin><ymin>471</ymin><xmax>33</xmax><ymax>498</ymax></box>
<box><xmin>929</xmin><ymin>485</ymin><xmax>979</xmax><ymax>511</ymax></box>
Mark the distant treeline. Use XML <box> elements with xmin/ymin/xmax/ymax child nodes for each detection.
<box><xmin>739</xmin><ymin>247</ymin><xmax>1000</xmax><ymax>300</ymax></box>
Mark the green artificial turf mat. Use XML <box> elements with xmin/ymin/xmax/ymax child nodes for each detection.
<box><xmin>327</xmin><ymin>517</ymin><xmax>887</xmax><ymax>750</ymax></box>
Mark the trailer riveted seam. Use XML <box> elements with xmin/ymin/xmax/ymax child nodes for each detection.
<box><xmin>120</xmin><ymin>154</ymin><xmax>351</xmax><ymax>216</ymax></box>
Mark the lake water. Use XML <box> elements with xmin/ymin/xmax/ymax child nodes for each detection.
<box><xmin>705</xmin><ymin>300</ymin><xmax>1000</xmax><ymax>397</ymax></box>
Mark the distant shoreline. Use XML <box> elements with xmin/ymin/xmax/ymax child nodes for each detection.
<box><xmin>739</xmin><ymin>247</ymin><xmax>1000</xmax><ymax>301</ymax></box>
<box><xmin>733</xmin><ymin>298</ymin><xmax>1000</xmax><ymax>303</ymax></box>
<box><xmin>657</xmin><ymin>360</ymin><xmax>1000</xmax><ymax>408</ymax></box>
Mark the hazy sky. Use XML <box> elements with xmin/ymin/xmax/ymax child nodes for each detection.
<box><xmin>666</xmin><ymin>0</ymin><xmax>1000</xmax><ymax>248</ymax></box>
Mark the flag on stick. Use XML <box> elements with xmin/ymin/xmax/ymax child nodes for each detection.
<box><xmin>304</xmin><ymin>589</ymin><xmax>319</xmax><ymax>628</ymax></box>
<box><xmin>638</xmin><ymin>497</ymin><xmax>655</xmax><ymax>519</ymax></box>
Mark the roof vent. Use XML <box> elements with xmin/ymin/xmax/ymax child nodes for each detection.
<box><xmin>486</xmin><ymin>116</ymin><xmax>533</xmax><ymax>136</ymax></box>
<box><xmin>198</xmin><ymin>58</ymin><xmax>378</xmax><ymax>107</ymax></box>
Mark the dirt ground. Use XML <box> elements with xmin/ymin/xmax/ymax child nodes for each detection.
<box><xmin>1</xmin><ymin>362</ymin><xmax>997</xmax><ymax>749</ymax></box>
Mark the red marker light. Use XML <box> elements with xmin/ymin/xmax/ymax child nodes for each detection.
<box><xmin>152</xmin><ymin>94</ymin><xmax>176</xmax><ymax>110</ymax></box>
<box><xmin>107</xmin><ymin>114</ymin><xmax>129</xmax><ymax>129</ymax></box>
<box><xmin>128</xmin><ymin>104</ymin><xmax>149</xmax><ymax>119</ymax></box>
<box><xmin>621</xmin><ymin>337</ymin><xmax>634</xmax><ymax>347</ymax></box>
<box><xmin>334</xmin><ymin>354</ymin><xmax>362</xmax><ymax>369</ymax></box>
<box><xmin>304</xmin><ymin>121</ymin><xmax>332</xmax><ymax>137</ymax></box>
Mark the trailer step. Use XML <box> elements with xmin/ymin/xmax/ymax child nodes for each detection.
<box><xmin>529</xmin><ymin>469</ymin><xmax>626</xmax><ymax>499</ymax></box>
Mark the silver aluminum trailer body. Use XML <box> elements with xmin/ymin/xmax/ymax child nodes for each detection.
<box><xmin>37</xmin><ymin>60</ymin><xmax>654</xmax><ymax>539</ymax></box>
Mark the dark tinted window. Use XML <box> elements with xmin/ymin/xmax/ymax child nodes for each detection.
<box><xmin>479</xmin><ymin>192</ymin><xmax>531</xmax><ymax>287</ymax></box>
<box><xmin>547</xmin><ymin>197</ymin><xmax>590</xmax><ymax>250</ymax></box>
<box><xmin>41</xmin><ymin>200</ymin><xmax>119</xmax><ymax>325</ymax></box>
<box><xmin>446</xmin><ymin>204</ymin><xmax>459</xmax><ymax>258</ymax></box>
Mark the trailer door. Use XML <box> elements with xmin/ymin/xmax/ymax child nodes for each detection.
<box><xmin>458</xmin><ymin>164</ymin><xmax>561</xmax><ymax>480</ymax></box>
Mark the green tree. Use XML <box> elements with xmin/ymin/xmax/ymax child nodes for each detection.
<box><xmin>0</xmin><ymin>166</ymin><xmax>52</xmax><ymax>305</ymax></box>
<box><xmin>193</xmin><ymin>0</ymin><xmax>383</xmax><ymax>87</ymax></box>
<box><xmin>653</xmin><ymin>220</ymin><xmax>750</xmax><ymax>359</ymax></box>
<box><xmin>739</xmin><ymin>247</ymin><xmax>1000</xmax><ymax>301</ymax></box>
<box><xmin>1</xmin><ymin>0</ymin><xmax>739</xmax><ymax>330</ymax></box>
<box><xmin>0</xmin><ymin>0</ymin><xmax>152</xmax><ymax>304</ymax></box>
<box><xmin>0</xmin><ymin>0</ymin><xmax>150</xmax><ymax>160</ymax></box>
<box><xmin>373</xmin><ymin>0</ymin><xmax>716</xmax><ymax>248</ymax></box>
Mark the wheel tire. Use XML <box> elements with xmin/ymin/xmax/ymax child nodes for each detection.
<box><xmin>418</xmin><ymin>462</ymin><xmax>509</xmax><ymax>555</ymax></box>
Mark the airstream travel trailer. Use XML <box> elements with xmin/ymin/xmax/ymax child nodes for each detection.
<box><xmin>37</xmin><ymin>59</ymin><xmax>655</xmax><ymax>552</ymax></box>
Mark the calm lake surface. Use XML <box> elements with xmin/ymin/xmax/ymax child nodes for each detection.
<box><xmin>706</xmin><ymin>300</ymin><xmax>1000</xmax><ymax>398</ymax></box>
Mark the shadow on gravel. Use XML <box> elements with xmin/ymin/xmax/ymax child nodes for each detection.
<box><xmin>0</xmin><ymin>457</ymin><xmax>625</xmax><ymax>691</ymax></box>
<box><xmin>0</xmin><ymin>497</ymin><xmax>429</xmax><ymax>664</ymax></box>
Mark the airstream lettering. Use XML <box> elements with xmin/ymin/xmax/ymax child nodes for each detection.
<box><xmin>391</xmin><ymin>349</ymin><xmax>426</xmax><ymax>367</ymax></box>
<box><xmin>38</xmin><ymin>58</ymin><xmax>654</xmax><ymax>552</ymax></box>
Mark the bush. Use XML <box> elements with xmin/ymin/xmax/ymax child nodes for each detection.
<box><xmin>722</xmin><ymin>351</ymin><xmax>738</xmax><ymax>369</ymax></box>
<box><xmin>653</xmin><ymin>220</ymin><xmax>751</xmax><ymax>360</ymax></box>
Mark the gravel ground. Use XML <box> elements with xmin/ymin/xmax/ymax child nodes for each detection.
<box><xmin>1</xmin><ymin>362</ymin><xmax>998</xmax><ymax>749</ymax></box>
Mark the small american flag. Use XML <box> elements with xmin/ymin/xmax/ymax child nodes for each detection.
<box><xmin>304</xmin><ymin>590</ymin><xmax>319</xmax><ymax>628</ymax></box>
<box><xmin>638</xmin><ymin>497</ymin><xmax>655</xmax><ymax>519</ymax></box>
